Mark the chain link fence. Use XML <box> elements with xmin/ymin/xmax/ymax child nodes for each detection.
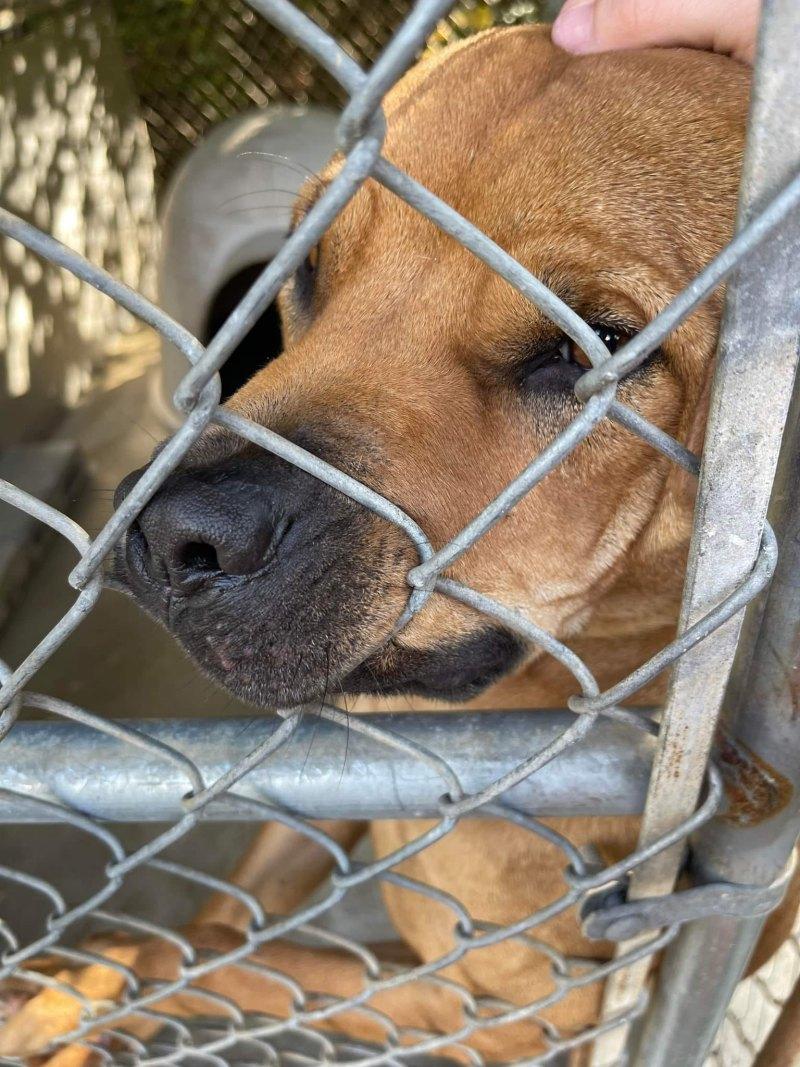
<box><xmin>0</xmin><ymin>0</ymin><xmax>800</xmax><ymax>1064</ymax></box>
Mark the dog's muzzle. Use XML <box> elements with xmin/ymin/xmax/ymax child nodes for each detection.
<box><xmin>112</xmin><ymin>442</ymin><xmax>523</xmax><ymax>707</ymax></box>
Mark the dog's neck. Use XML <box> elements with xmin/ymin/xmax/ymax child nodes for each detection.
<box><xmin>474</xmin><ymin>530</ymin><xmax>688</xmax><ymax>711</ymax></box>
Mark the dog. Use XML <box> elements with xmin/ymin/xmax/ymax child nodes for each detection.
<box><xmin>3</xmin><ymin>23</ymin><xmax>798</xmax><ymax>1066</ymax></box>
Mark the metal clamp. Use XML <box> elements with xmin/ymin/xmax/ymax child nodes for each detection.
<box><xmin>581</xmin><ymin>850</ymin><xmax>796</xmax><ymax>941</ymax></box>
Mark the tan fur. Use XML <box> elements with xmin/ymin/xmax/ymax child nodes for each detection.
<box><xmin>3</xmin><ymin>25</ymin><xmax>797</xmax><ymax>1065</ymax></box>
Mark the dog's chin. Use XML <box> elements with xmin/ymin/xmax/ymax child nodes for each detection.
<box><xmin>337</xmin><ymin>627</ymin><xmax>525</xmax><ymax>704</ymax></box>
<box><xmin>174</xmin><ymin>626</ymin><xmax>525</xmax><ymax>709</ymax></box>
<box><xmin>111</xmin><ymin>543</ymin><xmax>523</xmax><ymax>707</ymax></box>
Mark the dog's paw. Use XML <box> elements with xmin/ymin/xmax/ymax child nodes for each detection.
<box><xmin>0</xmin><ymin>944</ymin><xmax>139</xmax><ymax>1061</ymax></box>
<box><xmin>0</xmin><ymin>981</ymin><xmax>85</xmax><ymax>1060</ymax></box>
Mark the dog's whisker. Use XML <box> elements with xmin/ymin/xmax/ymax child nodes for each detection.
<box><xmin>236</xmin><ymin>150</ymin><xmax>324</xmax><ymax>190</ymax></box>
<box><xmin>299</xmin><ymin>646</ymin><xmax>331</xmax><ymax>778</ymax></box>
<box><xmin>338</xmin><ymin>692</ymin><xmax>352</xmax><ymax>787</ymax></box>
<box><xmin>220</xmin><ymin>201</ymin><xmax>301</xmax><ymax>218</ymax></box>
<box><xmin>217</xmin><ymin>188</ymin><xmax>306</xmax><ymax>210</ymax></box>
<box><xmin>131</xmin><ymin>419</ymin><xmax>160</xmax><ymax>445</ymax></box>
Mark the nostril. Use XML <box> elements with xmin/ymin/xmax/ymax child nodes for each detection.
<box><xmin>127</xmin><ymin>474</ymin><xmax>290</xmax><ymax>590</ymax></box>
<box><xmin>179</xmin><ymin>542</ymin><xmax>221</xmax><ymax>575</ymax></box>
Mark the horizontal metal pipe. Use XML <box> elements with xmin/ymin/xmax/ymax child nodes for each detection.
<box><xmin>0</xmin><ymin>711</ymin><xmax>655</xmax><ymax>823</ymax></box>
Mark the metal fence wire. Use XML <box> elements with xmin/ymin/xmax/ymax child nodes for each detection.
<box><xmin>0</xmin><ymin>1</ymin><xmax>800</xmax><ymax>1065</ymax></box>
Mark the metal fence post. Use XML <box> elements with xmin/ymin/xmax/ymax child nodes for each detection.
<box><xmin>630</xmin><ymin>399</ymin><xmax>800</xmax><ymax>1066</ymax></box>
<box><xmin>626</xmin><ymin>3</ymin><xmax>800</xmax><ymax>1064</ymax></box>
<box><xmin>631</xmin><ymin>352</ymin><xmax>800</xmax><ymax>1066</ymax></box>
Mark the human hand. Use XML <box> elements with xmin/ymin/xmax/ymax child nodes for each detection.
<box><xmin>552</xmin><ymin>0</ymin><xmax>760</xmax><ymax>65</ymax></box>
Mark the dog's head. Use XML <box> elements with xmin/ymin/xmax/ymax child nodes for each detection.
<box><xmin>114</xmin><ymin>27</ymin><xmax>749</xmax><ymax>707</ymax></box>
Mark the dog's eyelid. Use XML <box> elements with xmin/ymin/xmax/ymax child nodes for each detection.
<box><xmin>565</xmin><ymin>321</ymin><xmax>632</xmax><ymax>368</ymax></box>
<box><xmin>516</xmin><ymin>320</ymin><xmax>640</xmax><ymax>390</ymax></box>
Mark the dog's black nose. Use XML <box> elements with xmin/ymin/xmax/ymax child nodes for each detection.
<box><xmin>122</xmin><ymin>460</ymin><xmax>285</xmax><ymax>595</ymax></box>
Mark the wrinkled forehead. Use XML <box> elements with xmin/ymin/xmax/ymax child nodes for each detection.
<box><xmin>296</xmin><ymin>27</ymin><xmax>748</xmax><ymax>273</ymax></box>
<box><xmin>381</xmin><ymin>26</ymin><xmax>748</xmax><ymax>199</ymax></box>
<box><xmin>295</xmin><ymin>28</ymin><xmax>562</xmax><ymax>221</ymax></box>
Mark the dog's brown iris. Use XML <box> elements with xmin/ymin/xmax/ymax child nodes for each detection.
<box><xmin>568</xmin><ymin>325</ymin><xmax>626</xmax><ymax>368</ymax></box>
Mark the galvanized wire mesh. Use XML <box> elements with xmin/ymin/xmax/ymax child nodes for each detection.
<box><xmin>1</xmin><ymin>0</ymin><xmax>800</xmax><ymax>1064</ymax></box>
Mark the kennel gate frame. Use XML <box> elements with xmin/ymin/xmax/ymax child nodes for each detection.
<box><xmin>0</xmin><ymin>0</ymin><xmax>799</xmax><ymax>1064</ymax></box>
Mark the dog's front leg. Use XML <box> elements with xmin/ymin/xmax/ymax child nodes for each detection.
<box><xmin>197</xmin><ymin>818</ymin><xmax>367</xmax><ymax>929</ymax></box>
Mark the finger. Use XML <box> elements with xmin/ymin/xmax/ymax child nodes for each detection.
<box><xmin>552</xmin><ymin>0</ymin><xmax>760</xmax><ymax>64</ymax></box>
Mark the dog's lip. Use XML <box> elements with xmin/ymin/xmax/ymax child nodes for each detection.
<box><xmin>110</xmin><ymin>546</ymin><xmax>521</xmax><ymax>706</ymax></box>
<box><xmin>112</xmin><ymin>514</ymin><xmax>509</xmax><ymax>708</ymax></box>
<box><xmin>338</xmin><ymin>627</ymin><xmax>525</xmax><ymax>702</ymax></box>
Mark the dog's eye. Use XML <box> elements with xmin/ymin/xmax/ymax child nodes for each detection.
<box><xmin>520</xmin><ymin>324</ymin><xmax>628</xmax><ymax>389</ymax></box>
<box><xmin>563</xmin><ymin>324</ymin><xmax>627</xmax><ymax>367</ymax></box>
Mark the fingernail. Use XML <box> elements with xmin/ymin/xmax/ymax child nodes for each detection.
<box><xmin>552</xmin><ymin>0</ymin><xmax>596</xmax><ymax>52</ymax></box>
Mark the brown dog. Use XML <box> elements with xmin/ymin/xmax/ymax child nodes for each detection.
<box><xmin>2</xmin><ymin>24</ymin><xmax>796</xmax><ymax>1065</ymax></box>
